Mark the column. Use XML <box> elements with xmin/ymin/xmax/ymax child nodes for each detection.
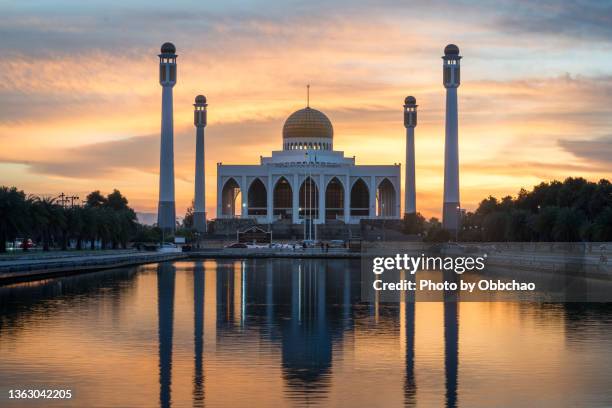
<box><xmin>405</xmin><ymin>127</ymin><xmax>416</xmax><ymax>214</ymax></box>
<box><xmin>369</xmin><ymin>176</ymin><xmax>377</xmax><ymax>218</ymax></box>
<box><xmin>241</xmin><ymin>175</ymin><xmax>247</xmax><ymax>218</ymax></box>
<box><xmin>344</xmin><ymin>175</ymin><xmax>350</xmax><ymax>223</ymax></box>
<box><xmin>318</xmin><ymin>174</ymin><xmax>325</xmax><ymax>224</ymax></box>
<box><xmin>292</xmin><ymin>173</ymin><xmax>300</xmax><ymax>224</ymax></box>
<box><xmin>266</xmin><ymin>175</ymin><xmax>273</xmax><ymax>223</ymax></box>
<box><xmin>216</xmin><ymin>172</ymin><xmax>222</xmax><ymax>218</ymax></box>
<box><xmin>194</xmin><ymin>125</ymin><xmax>206</xmax><ymax>232</ymax></box>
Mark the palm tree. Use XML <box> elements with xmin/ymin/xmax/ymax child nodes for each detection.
<box><xmin>63</xmin><ymin>206</ymin><xmax>84</xmax><ymax>250</ymax></box>
<box><xmin>81</xmin><ymin>206</ymin><xmax>99</xmax><ymax>250</ymax></box>
<box><xmin>0</xmin><ymin>186</ymin><xmax>29</xmax><ymax>252</ymax></box>
<box><xmin>30</xmin><ymin>196</ymin><xmax>65</xmax><ymax>251</ymax></box>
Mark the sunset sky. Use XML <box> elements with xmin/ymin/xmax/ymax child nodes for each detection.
<box><xmin>0</xmin><ymin>0</ymin><xmax>611</xmax><ymax>220</ymax></box>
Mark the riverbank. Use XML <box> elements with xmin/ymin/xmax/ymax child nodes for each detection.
<box><xmin>0</xmin><ymin>248</ymin><xmax>358</xmax><ymax>285</ymax></box>
<box><xmin>0</xmin><ymin>251</ymin><xmax>187</xmax><ymax>285</ymax></box>
<box><xmin>190</xmin><ymin>248</ymin><xmax>359</xmax><ymax>259</ymax></box>
<box><xmin>1</xmin><ymin>242</ymin><xmax>610</xmax><ymax>286</ymax></box>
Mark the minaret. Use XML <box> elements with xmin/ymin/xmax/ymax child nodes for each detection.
<box><xmin>193</xmin><ymin>95</ymin><xmax>207</xmax><ymax>232</ymax></box>
<box><xmin>157</xmin><ymin>42</ymin><xmax>177</xmax><ymax>232</ymax></box>
<box><xmin>403</xmin><ymin>96</ymin><xmax>417</xmax><ymax>216</ymax></box>
<box><xmin>442</xmin><ymin>44</ymin><xmax>461</xmax><ymax>234</ymax></box>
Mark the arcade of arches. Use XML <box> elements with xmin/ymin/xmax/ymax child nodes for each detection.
<box><xmin>220</xmin><ymin>176</ymin><xmax>398</xmax><ymax>223</ymax></box>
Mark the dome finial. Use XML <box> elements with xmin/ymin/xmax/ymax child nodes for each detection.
<box><xmin>161</xmin><ymin>42</ymin><xmax>176</xmax><ymax>54</ymax></box>
<box><xmin>444</xmin><ymin>44</ymin><xmax>460</xmax><ymax>56</ymax></box>
<box><xmin>306</xmin><ymin>84</ymin><xmax>310</xmax><ymax>108</ymax></box>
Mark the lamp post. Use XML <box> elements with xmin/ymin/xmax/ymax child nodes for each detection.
<box><xmin>456</xmin><ymin>205</ymin><xmax>461</xmax><ymax>242</ymax></box>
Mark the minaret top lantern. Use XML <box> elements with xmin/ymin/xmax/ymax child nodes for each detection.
<box><xmin>159</xmin><ymin>42</ymin><xmax>177</xmax><ymax>87</ymax></box>
<box><xmin>442</xmin><ymin>44</ymin><xmax>461</xmax><ymax>89</ymax></box>
<box><xmin>403</xmin><ymin>95</ymin><xmax>417</xmax><ymax>128</ymax></box>
<box><xmin>194</xmin><ymin>94</ymin><xmax>207</xmax><ymax>128</ymax></box>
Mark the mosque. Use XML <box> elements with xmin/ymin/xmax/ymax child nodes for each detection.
<box><xmin>156</xmin><ymin>42</ymin><xmax>462</xmax><ymax>237</ymax></box>
<box><xmin>216</xmin><ymin>102</ymin><xmax>401</xmax><ymax>227</ymax></box>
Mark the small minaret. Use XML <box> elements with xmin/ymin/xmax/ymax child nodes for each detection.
<box><xmin>157</xmin><ymin>42</ymin><xmax>177</xmax><ymax>232</ymax></box>
<box><xmin>193</xmin><ymin>95</ymin><xmax>207</xmax><ymax>232</ymax></box>
<box><xmin>403</xmin><ymin>96</ymin><xmax>417</xmax><ymax>216</ymax></box>
<box><xmin>442</xmin><ymin>44</ymin><xmax>461</xmax><ymax>234</ymax></box>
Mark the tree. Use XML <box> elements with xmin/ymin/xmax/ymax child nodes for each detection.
<box><xmin>552</xmin><ymin>207</ymin><xmax>585</xmax><ymax>242</ymax></box>
<box><xmin>403</xmin><ymin>212</ymin><xmax>425</xmax><ymax>234</ymax></box>
<box><xmin>482</xmin><ymin>211</ymin><xmax>508</xmax><ymax>242</ymax></box>
<box><xmin>183</xmin><ymin>201</ymin><xmax>195</xmax><ymax>229</ymax></box>
<box><xmin>30</xmin><ymin>196</ymin><xmax>65</xmax><ymax>251</ymax></box>
<box><xmin>475</xmin><ymin>196</ymin><xmax>499</xmax><ymax>217</ymax></box>
<box><xmin>85</xmin><ymin>190</ymin><xmax>107</xmax><ymax>207</ymax></box>
<box><xmin>61</xmin><ymin>206</ymin><xmax>84</xmax><ymax>250</ymax></box>
<box><xmin>0</xmin><ymin>187</ymin><xmax>29</xmax><ymax>252</ymax></box>
<box><xmin>590</xmin><ymin>207</ymin><xmax>612</xmax><ymax>242</ymax></box>
<box><xmin>423</xmin><ymin>217</ymin><xmax>451</xmax><ymax>242</ymax></box>
<box><xmin>81</xmin><ymin>205</ymin><xmax>99</xmax><ymax>250</ymax></box>
<box><xmin>534</xmin><ymin>206</ymin><xmax>558</xmax><ymax>241</ymax></box>
<box><xmin>133</xmin><ymin>224</ymin><xmax>162</xmax><ymax>243</ymax></box>
<box><xmin>106</xmin><ymin>189</ymin><xmax>129</xmax><ymax>211</ymax></box>
<box><xmin>508</xmin><ymin>209</ymin><xmax>534</xmax><ymax>241</ymax></box>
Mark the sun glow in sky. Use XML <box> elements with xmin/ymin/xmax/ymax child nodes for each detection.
<box><xmin>0</xmin><ymin>0</ymin><xmax>611</xmax><ymax>219</ymax></box>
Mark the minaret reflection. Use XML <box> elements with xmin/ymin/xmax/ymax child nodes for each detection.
<box><xmin>216</xmin><ymin>262</ymin><xmax>236</xmax><ymax>328</ymax></box>
<box><xmin>193</xmin><ymin>261</ymin><xmax>205</xmax><ymax>407</ymax></box>
<box><xmin>404</xmin><ymin>276</ymin><xmax>416</xmax><ymax>407</ymax></box>
<box><xmin>157</xmin><ymin>262</ymin><xmax>176</xmax><ymax>408</ymax></box>
<box><xmin>444</xmin><ymin>272</ymin><xmax>459</xmax><ymax>408</ymax></box>
<box><xmin>265</xmin><ymin>261</ymin><xmax>274</xmax><ymax>329</ymax></box>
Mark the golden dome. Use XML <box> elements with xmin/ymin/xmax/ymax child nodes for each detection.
<box><xmin>283</xmin><ymin>107</ymin><xmax>333</xmax><ymax>139</ymax></box>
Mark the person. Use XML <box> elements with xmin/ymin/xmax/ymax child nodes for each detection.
<box><xmin>320</xmin><ymin>242</ymin><xmax>324</xmax><ymax>252</ymax></box>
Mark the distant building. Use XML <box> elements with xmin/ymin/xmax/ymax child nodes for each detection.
<box><xmin>216</xmin><ymin>105</ymin><xmax>401</xmax><ymax>228</ymax></box>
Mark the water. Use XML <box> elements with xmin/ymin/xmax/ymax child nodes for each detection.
<box><xmin>1</xmin><ymin>259</ymin><xmax>612</xmax><ymax>407</ymax></box>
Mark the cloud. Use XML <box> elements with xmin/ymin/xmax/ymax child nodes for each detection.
<box><xmin>2</xmin><ymin>0</ymin><xmax>612</xmax><ymax>217</ymax></box>
<box><xmin>493</xmin><ymin>0</ymin><xmax>612</xmax><ymax>42</ymax></box>
<box><xmin>558</xmin><ymin>136</ymin><xmax>612</xmax><ymax>165</ymax></box>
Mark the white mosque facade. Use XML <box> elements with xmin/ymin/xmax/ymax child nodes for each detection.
<box><xmin>216</xmin><ymin>107</ymin><xmax>401</xmax><ymax>225</ymax></box>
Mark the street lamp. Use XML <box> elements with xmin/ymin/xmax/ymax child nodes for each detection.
<box><xmin>456</xmin><ymin>205</ymin><xmax>461</xmax><ymax>242</ymax></box>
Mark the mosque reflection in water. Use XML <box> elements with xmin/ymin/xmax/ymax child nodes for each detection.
<box><xmin>155</xmin><ymin>259</ymin><xmax>458</xmax><ymax>408</ymax></box>
<box><xmin>3</xmin><ymin>259</ymin><xmax>612</xmax><ymax>407</ymax></box>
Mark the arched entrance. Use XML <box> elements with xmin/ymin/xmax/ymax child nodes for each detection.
<box><xmin>273</xmin><ymin>177</ymin><xmax>292</xmax><ymax>219</ymax></box>
<box><xmin>221</xmin><ymin>178</ymin><xmax>241</xmax><ymax>217</ymax></box>
<box><xmin>325</xmin><ymin>177</ymin><xmax>344</xmax><ymax>220</ymax></box>
<box><xmin>377</xmin><ymin>178</ymin><xmax>396</xmax><ymax>217</ymax></box>
<box><xmin>299</xmin><ymin>177</ymin><xmax>319</xmax><ymax>219</ymax></box>
<box><xmin>350</xmin><ymin>178</ymin><xmax>369</xmax><ymax>216</ymax></box>
<box><xmin>247</xmin><ymin>178</ymin><xmax>267</xmax><ymax>216</ymax></box>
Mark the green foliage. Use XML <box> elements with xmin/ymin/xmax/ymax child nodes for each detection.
<box><xmin>0</xmin><ymin>187</ymin><xmax>140</xmax><ymax>252</ymax></box>
<box><xmin>462</xmin><ymin>177</ymin><xmax>611</xmax><ymax>242</ymax></box>
<box><xmin>182</xmin><ymin>202</ymin><xmax>194</xmax><ymax>229</ymax></box>
<box><xmin>133</xmin><ymin>224</ymin><xmax>162</xmax><ymax>243</ymax></box>
<box><xmin>0</xmin><ymin>187</ymin><xmax>29</xmax><ymax>252</ymax></box>
<box><xmin>403</xmin><ymin>212</ymin><xmax>426</xmax><ymax>234</ymax></box>
<box><xmin>423</xmin><ymin>217</ymin><xmax>451</xmax><ymax>242</ymax></box>
<box><xmin>590</xmin><ymin>207</ymin><xmax>612</xmax><ymax>241</ymax></box>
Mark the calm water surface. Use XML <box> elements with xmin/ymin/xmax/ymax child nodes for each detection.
<box><xmin>1</xmin><ymin>259</ymin><xmax>612</xmax><ymax>407</ymax></box>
